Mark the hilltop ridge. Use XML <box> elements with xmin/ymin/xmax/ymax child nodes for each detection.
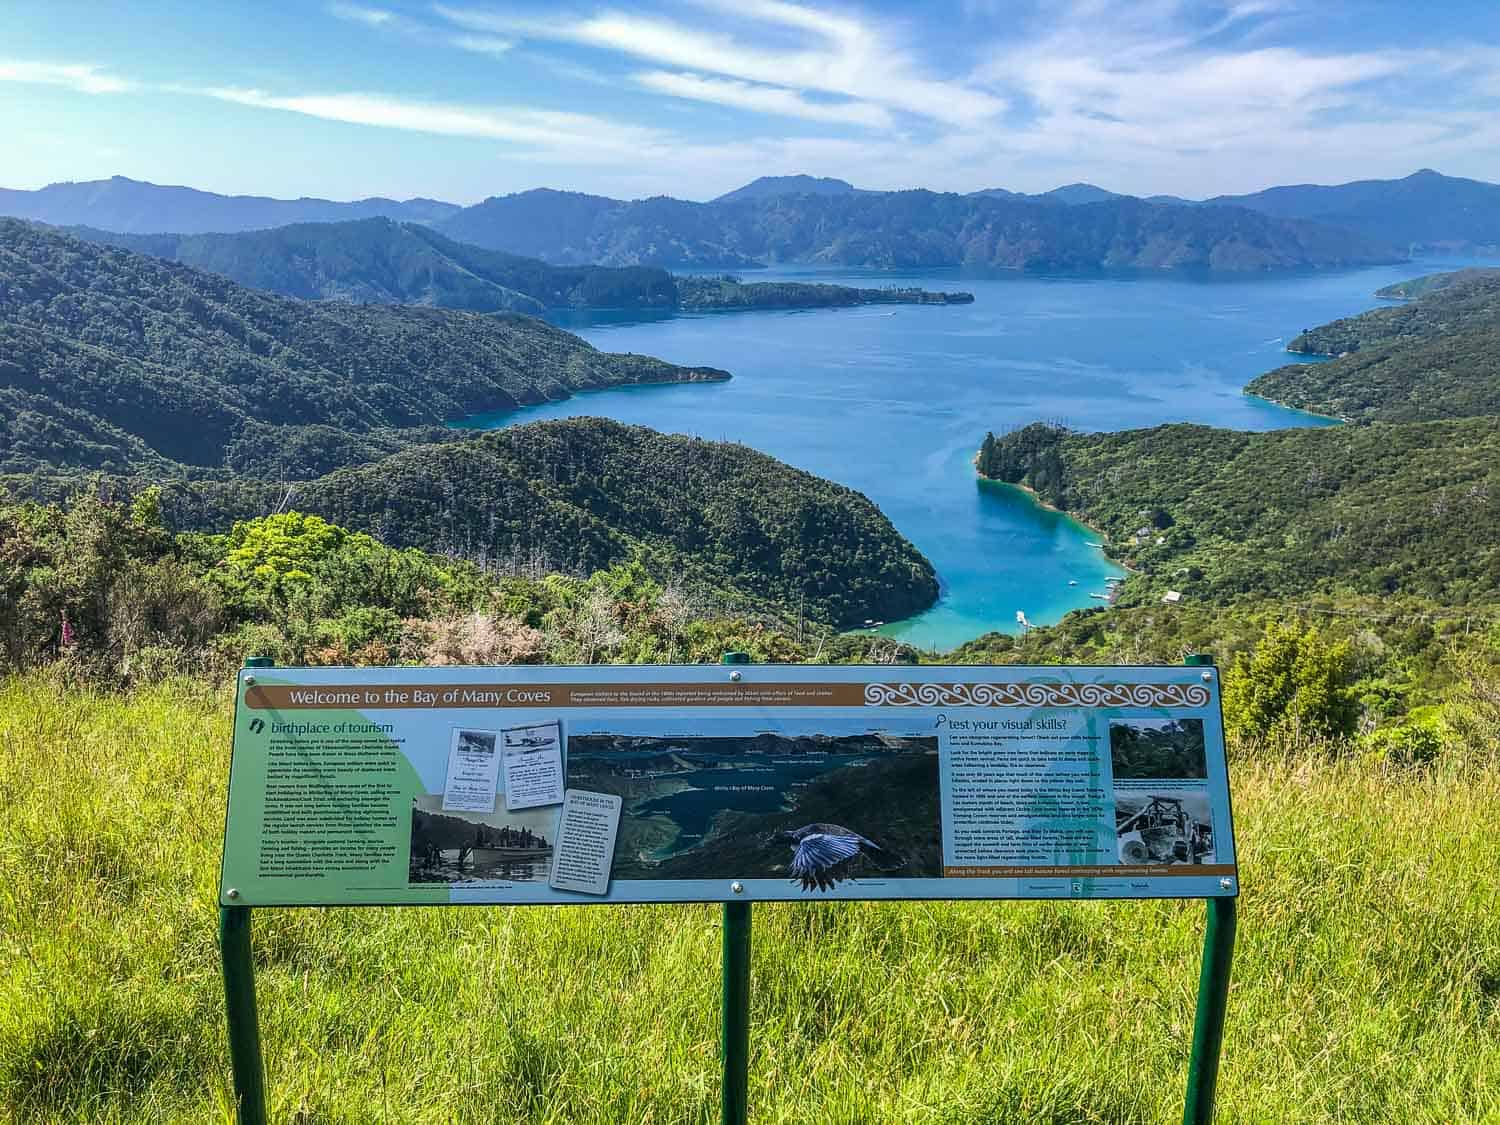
<box><xmin>0</xmin><ymin>219</ymin><xmax>725</xmax><ymax>476</ymax></box>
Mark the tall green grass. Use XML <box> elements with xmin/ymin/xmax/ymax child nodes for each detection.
<box><xmin>1</xmin><ymin>673</ymin><xmax>1496</xmax><ymax>1123</ymax></box>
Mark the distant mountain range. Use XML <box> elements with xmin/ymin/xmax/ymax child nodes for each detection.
<box><xmin>713</xmin><ymin>175</ymin><xmax>864</xmax><ymax>203</ymax></box>
<box><xmin>1204</xmin><ymin>170</ymin><xmax>1500</xmax><ymax>251</ymax></box>
<box><xmin>430</xmin><ymin>188</ymin><xmax>1399</xmax><ymax>271</ymax></box>
<box><xmin>6</xmin><ymin>168</ymin><xmax>1495</xmax><ymax>270</ymax></box>
<box><xmin>56</xmin><ymin>220</ymin><xmax>969</xmax><ymax>313</ymax></box>
<box><xmin>0</xmin><ymin>175</ymin><xmax>459</xmax><ymax>234</ymax></box>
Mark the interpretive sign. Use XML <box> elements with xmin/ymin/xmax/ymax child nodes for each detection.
<box><xmin>220</xmin><ymin>664</ymin><xmax>1237</xmax><ymax>907</ymax></box>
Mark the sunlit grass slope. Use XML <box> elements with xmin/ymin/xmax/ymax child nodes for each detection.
<box><xmin>1</xmin><ymin>675</ymin><xmax>1497</xmax><ymax>1123</ymax></box>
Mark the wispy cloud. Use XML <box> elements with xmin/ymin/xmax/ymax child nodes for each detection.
<box><xmin>198</xmin><ymin>86</ymin><xmax>665</xmax><ymax>159</ymax></box>
<box><xmin>328</xmin><ymin>2</ymin><xmax>512</xmax><ymax>58</ymax></box>
<box><xmin>451</xmin><ymin>34</ymin><xmax>514</xmax><ymax>58</ymax></box>
<box><xmin>634</xmin><ymin>71</ymin><xmax>893</xmax><ymax>128</ymax></box>
<box><xmin>0</xmin><ymin>59</ymin><xmax>133</xmax><ymax>94</ymax></box>
<box><xmin>434</xmin><ymin>2</ymin><xmax>1004</xmax><ymax>128</ymax></box>
<box><xmin>326</xmin><ymin>3</ymin><xmax>396</xmax><ymax>28</ymax></box>
<box><xmin>11</xmin><ymin>1</ymin><xmax>1500</xmax><ymax>201</ymax></box>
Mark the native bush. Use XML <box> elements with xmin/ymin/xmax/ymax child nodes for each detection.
<box><xmin>1222</xmin><ymin>622</ymin><xmax>1359</xmax><ymax>745</ymax></box>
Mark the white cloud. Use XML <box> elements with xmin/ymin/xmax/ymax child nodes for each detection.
<box><xmin>634</xmin><ymin>71</ymin><xmax>892</xmax><ymax>128</ymax></box>
<box><xmin>451</xmin><ymin>34</ymin><xmax>514</xmax><ymax>58</ymax></box>
<box><xmin>326</xmin><ymin>3</ymin><xmax>395</xmax><ymax>27</ymax></box>
<box><xmin>434</xmin><ymin>2</ymin><xmax>1005</xmax><ymax>127</ymax></box>
<box><xmin>0</xmin><ymin>59</ymin><xmax>133</xmax><ymax>94</ymax></box>
<box><xmin>198</xmin><ymin>87</ymin><xmax>665</xmax><ymax>159</ymax></box>
<box><xmin>10</xmin><ymin>1</ymin><xmax>1500</xmax><ymax>202</ymax></box>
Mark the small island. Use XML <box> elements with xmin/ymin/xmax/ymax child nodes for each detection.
<box><xmin>674</xmin><ymin>274</ymin><xmax>974</xmax><ymax>311</ymax></box>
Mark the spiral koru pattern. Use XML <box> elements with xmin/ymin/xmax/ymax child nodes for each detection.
<box><xmin>862</xmin><ymin>681</ymin><xmax>1210</xmax><ymax>708</ymax></box>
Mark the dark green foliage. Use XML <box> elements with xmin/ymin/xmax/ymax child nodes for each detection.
<box><xmin>0</xmin><ymin>219</ymin><xmax>726</xmax><ymax>473</ymax></box>
<box><xmin>1249</xmin><ymin>271</ymin><xmax>1500</xmax><ymax>422</ymax></box>
<box><xmin>1375</xmin><ymin>267</ymin><xmax>1500</xmax><ymax>300</ymax></box>
<box><xmin>1222</xmin><ymin>622</ymin><xmax>1358</xmax><ymax>743</ymax></box>
<box><xmin>65</xmin><ymin>219</ymin><xmax>679</xmax><ymax>312</ymax></box>
<box><xmin>0</xmin><ymin>485</ymin><xmax>222</xmax><ymax>675</ymax></box>
<box><xmin>170</xmin><ymin>419</ymin><xmax>939</xmax><ymax>629</ymax></box>
<box><xmin>0</xmin><ymin>490</ymin><xmax>840</xmax><ymax>679</ymax></box>
<box><xmin>1108</xmin><ymin>719</ymin><xmax>1207</xmax><ymax>779</ymax></box>
<box><xmin>976</xmin><ymin>423</ymin><xmax>1072</xmax><ymax>504</ymax></box>
<box><xmin>2</xmin><ymin>417</ymin><xmax>939</xmax><ymax>646</ymax></box>
<box><xmin>675</xmin><ymin>276</ymin><xmax>972</xmax><ymax>309</ymax></box>
<box><xmin>434</xmin><ymin>188</ymin><xmax>1399</xmax><ymax>270</ymax></box>
<box><xmin>975</xmin><ymin>418</ymin><xmax>1500</xmax><ymax>606</ymax></box>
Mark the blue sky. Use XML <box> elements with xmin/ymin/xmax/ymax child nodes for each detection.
<box><xmin>4</xmin><ymin>0</ymin><xmax>1499</xmax><ymax>203</ymax></box>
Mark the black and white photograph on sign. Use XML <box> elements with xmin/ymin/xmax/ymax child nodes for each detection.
<box><xmin>564</xmin><ymin>723</ymin><xmax>942</xmax><ymax>890</ymax></box>
<box><xmin>408</xmin><ymin>795</ymin><xmax>556</xmax><ymax>885</ymax></box>
<box><xmin>1108</xmin><ymin>718</ymin><xmax>1208</xmax><ymax>780</ymax></box>
<box><xmin>1114</xmin><ymin>793</ymin><xmax>1215</xmax><ymax>865</ymax></box>
<box><xmin>441</xmin><ymin>727</ymin><xmax>503</xmax><ymax>813</ymax></box>
<box><xmin>502</xmin><ymin>720</ymin><xmax>565</xmax><ymax>811</ymax></box>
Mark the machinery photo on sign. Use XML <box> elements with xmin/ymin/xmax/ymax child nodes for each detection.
<box><xmin>1114</xmin><ymin>792</ymin><xmax>1215</xmax><ymax>865</ymax></box>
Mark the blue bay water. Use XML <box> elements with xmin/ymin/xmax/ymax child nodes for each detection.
<box><xmin>466</xmin><ymin>258</ymin><xmax>1489</xmax><ymax>650</ymax></box>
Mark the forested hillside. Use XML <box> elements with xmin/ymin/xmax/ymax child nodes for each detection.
<box><xmin>434</xmin><ymin>187</ymin><xmax>1400</xmax><ymax>271</ymax></box>
<box><xmin>1374</xmin><ymin>267</ymin><xmax>1500</xmax><ymax>300</ymax></box>
<box><xmin>167</xmin><ymin>419</ymin><xmax>939</xmax><ymax>628</ymax></box>
<box><xmin>65</xmin><ymin>219</ymin><xmax>678</xmax><ymax>313</ymax></box>
<box><xmin>0</xmin><ymin>220</ymin><xmax>726</xmax><ymax>475</ymax></box>
<box><xmin>62</xmin><ymin>221</ymin><xmax>967</xmax><ymax>314</ymax></box>
<box><xmin>975</xmin><ymin>419</ymin><xmax>1500</xmax><ymax>607</ymax></box>
<box><xmin>1247</xmin><ymin>270</ymin><xmax>1500</xmax><ymax>422</ymax></box>
<box><xmin>2</xmin><ymin>419</ymin><xmax>938</xmax><ymax>655</ymax></box>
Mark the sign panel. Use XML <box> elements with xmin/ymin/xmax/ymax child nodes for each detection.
<box><xmin>221</xmin><ymin>665</ymin><xmax>1237</xmax><ymax>906</ymax></box>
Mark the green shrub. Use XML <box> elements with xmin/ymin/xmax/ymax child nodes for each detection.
<box><xmin>1223</xmin><ymin>622</ymin><xmax>1358</xmax><ymax>745</ymax></box>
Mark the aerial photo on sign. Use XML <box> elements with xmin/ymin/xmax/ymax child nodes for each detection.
<box><xmin>565</xmin><ymin>725</ymin><xmax>942</xmax><ymax>888</ymax></box>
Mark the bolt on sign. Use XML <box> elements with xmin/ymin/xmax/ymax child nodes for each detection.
<box><xmin>221</xmin><ymin>665</ymin><xmax>1237</xmax><ymax>906</ymax></box>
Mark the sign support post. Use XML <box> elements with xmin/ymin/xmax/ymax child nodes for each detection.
<box><xmin>721</xmin><ymin>900</ymin><xmax>752</xmax><ymax>1125</ymax></box>
<box><xmin>219</xmin><ymin>903</ymin><xmax>266</xmax><ymax>1125</ymax></box>
<box><xmin>1182</xmin><ymin>653</ymin><xmax>1235</xmax><ymax>1125</ymax></box>
<box><xmin>720</xmin><ymin>651</ymin><xmax>753</xmax><ymax>1125</ymax></box>
<box><xmin>221</xmin><ymin>655</ymin><xmax>273</xmax><ymax>1125</ymax></box>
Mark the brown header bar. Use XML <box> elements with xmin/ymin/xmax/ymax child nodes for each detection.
<box><xmin>244</xmin><ymin>682</ymin><xmax>862</xmax><ymax>710</ymax></box>
<box><xmin>243</xmin><ymin>679</ymin><xmax>1212</xmax><ymax>711</ymax></box>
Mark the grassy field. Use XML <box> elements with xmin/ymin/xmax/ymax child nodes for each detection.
<box><xmin>1</xmin><ymin>673</ymin><xmax>1497</xmax><ymax>1124</ymax></box>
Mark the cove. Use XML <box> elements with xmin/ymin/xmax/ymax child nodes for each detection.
<box><xmin>462</xmin><ymin>257</ymin><xmax>1484</xmax><ymax>650</ymax></box>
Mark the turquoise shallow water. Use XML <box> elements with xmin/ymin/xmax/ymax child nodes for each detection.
<box><xmin>463</xmin><ymin>258</ymin><xmax>1489</xmax><ymax>650</ymax></box>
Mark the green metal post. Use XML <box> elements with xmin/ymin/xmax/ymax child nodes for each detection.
<box><xmin>721</xmin><ymin>900</ymin><xmax>752</xmax><ymax>1125</ymax></box>
<box><xmin>1182</xmin><ymin>653</ymin><xmax>1235</xmax><ymax>1125</ymax></box>
<box><xmin>221</xmin><ymin>655</ymin><xmax>272</xmax><ymax>1125</ymax></box>
<box><xmin>1183</xmin><ymin>898</ymin><xmax>1237</xmax><ymax>1125</ymax></box>
<box><xmin>220</xmin><ymin>905</ymin><xmax>267</xmax><ymax>1125</ymax></box>
<box><xmin>720</xmin><ymin>651</ymin><xmax>753</xmax><ymax>1125</ymax></box>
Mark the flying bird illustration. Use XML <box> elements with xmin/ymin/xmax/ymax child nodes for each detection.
<box><xmin>771</xmin><ymin>823</ymin><xmax>905</xmax><ymax>891</ymax></box>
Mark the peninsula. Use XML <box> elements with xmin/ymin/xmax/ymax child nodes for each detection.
<box><xmin>674</xmin><ymin>275</ymin><xmax>973</xmax><ymax>310</ymax></box>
